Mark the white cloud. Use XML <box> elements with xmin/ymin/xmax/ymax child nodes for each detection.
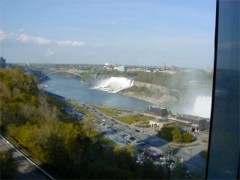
<box><xmin>57</xmin><ymin>40</ymin><xmax>85</xmax><ymax>47</ymax></box>
<box><xmin>18</xmin><ymin>34</ymin><xmax>51</xmax><ymax>45</ymax></box>
<box><xmin>46</xmin><ymin>48</ymin><xmax>55</xmax><ymax>56</ymax></box>
<box><xmin>0</xmin><ymin>30</ymin><xmax>14</xmax><ymax>41</ymax></box>
<box><xmin>0</xmin><ymin>30</ymin><xmax>85</xmax><ymax>47</ymax></box>
<box><xmin>0</xmin><ymin>30</ymin><xmax>7</xmax><ymax>41</ymax></box>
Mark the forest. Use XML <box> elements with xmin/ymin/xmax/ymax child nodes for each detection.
<box><xmin>0</xmin><ymin>68</ymin><xmax>182</xmax><ymax>179</ymax></box>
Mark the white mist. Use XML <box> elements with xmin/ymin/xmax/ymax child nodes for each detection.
<box><xmin>192</xmin><ymin>96</ymin><xmax>212</xmax><ymax>118</ymax></box>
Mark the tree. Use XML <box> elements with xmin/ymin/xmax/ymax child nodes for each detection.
<box><xmin>125</xmin><ymin>144</ymin><xmax>137</xmax><ymax>156</ymax></box>
<box><xmin>172</xmin><ymin>128</ymin><xmax>183</xmax><ymax>143</ymax></box>
<box><xmin>170</xmin><ymin>161</ymin><xmax>188</xmax><ymax>179</ymax></box>
<box><xmin>159</xmin><ymin>126</ymin><xmax>175</xmax><ymax>141</ymax></box>
<box><xmin>82</xmin><ymin>118</ymin><xmax>96</xmax><ymax>137</ymax></box>
<box><xmin>21</xmin><ymin>103</ymin><xmax>37</xmax><ymax>119</ymax></box>
<box><xmin>183</xmin><ymin>132</ymin><xmax>196</xmax><ymax>143</ymax></box>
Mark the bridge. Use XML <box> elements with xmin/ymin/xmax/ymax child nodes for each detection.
<box><xmin>45</xmin><ymin>69</ymin><xmax>84</xmax><ymax>77</ymax></box>
<box><xmin>39</xmin><ymin>69</ymin><xmax>87</xmax><ymax>80</ymax></box>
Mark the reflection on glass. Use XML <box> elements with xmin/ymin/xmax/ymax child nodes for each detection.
<box><xmin>207</xmin><ymin>0</ymin><xmax>240</xmax><ymax>179</ymax></box>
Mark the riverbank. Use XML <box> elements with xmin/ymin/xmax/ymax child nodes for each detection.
<box><xmin>120</xmin><ymin>81</ymin><xmax>179</xmax><ymax>109</ymax></box>
<box><xmin>43</xmin><ymin>75</ymin><xmax>151</xmax><ymax>112</ymax></box>
<box><xmin>43</xmin><ymin>75</ymin><xmax>212</xmax><ymax>118</ymax></box>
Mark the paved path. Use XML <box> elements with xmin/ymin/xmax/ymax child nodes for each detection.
<box><xmin>0</xmin><ymin>135</ymin><xmax>54</xmax><ymax>179</ymax></box>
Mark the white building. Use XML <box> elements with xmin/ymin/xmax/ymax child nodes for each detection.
<box><xmin>149</xmin><ymin>119</ymin><xmax>173</xmax><ymax>130</ymax></box>
<box><xmin>113</xmin><ymin>66</ymin><xmax>125</xmax><ymax>72</ymax></box>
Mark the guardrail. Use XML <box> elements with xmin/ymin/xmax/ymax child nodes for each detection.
<box><xmin>0</xmin><ymin>134</ymin><xmax>55</xmax><ymax>180</ymax></box>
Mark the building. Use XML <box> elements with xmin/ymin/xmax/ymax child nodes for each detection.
<box><xmin>0</xmin><ymin>57</ymin><xmax>6</xmax><ymax>68</ymax></box>
<box><xmin>103</xmin><ymin>63</ymin><xmax>112</xmax><ymax>70</ymax></box>
<box><xmin>147</xmin><ymin>105</ymin><xmax>168</xmax><ymax>117</ymax></box>
<box><xmin>126</xmin><ymin>67</ymin><xmax>143</xmax><ymax>72</ymax></box>
<box><xmin>175</xmin><ymin>114</ymin><xmax>209</xmax><ymax>131</ymax></box>
<box><xmin>170</xmin><ymin>65</ymin><xmax>175</xmax><ymax>71</ymax></box>
<box><xmin>113</xmin><ymin>65</ymin><xmax>125</xmax><ymax>72</ymax></box>
<box><xmin>161</xmin><ymin>63</ymin><xmax>166</xmax><ymax>71</ymax></box>
<box><xmin>149</xmin><ymin>119</ymin><xmax>173</xmax><ymax>130</ymax></box>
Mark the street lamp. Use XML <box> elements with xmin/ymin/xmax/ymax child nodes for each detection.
<box><xmin>188</xmin><ymin>146</ymin><xmax>192</xmax><ymax>160</ymax></box>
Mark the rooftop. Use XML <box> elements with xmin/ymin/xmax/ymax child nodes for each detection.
<box><xmin>149</xmin><ymin>119</ymin><xmax>172</xmax><ymax>124</ymax></box>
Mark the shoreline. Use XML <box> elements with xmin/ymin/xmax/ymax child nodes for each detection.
<box><xmin>41</xmin><ymin>78</ymin><xmax>210</xmax><ymax>119</ymax></box>
<box><xmin>41</xmin><ymin>89</ymin><xmax>144</xmax><ymax>113</ymax></box>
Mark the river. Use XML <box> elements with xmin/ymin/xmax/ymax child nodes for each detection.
<box><xmin>44</xmin><ymin>75</ymin><xmax>151</xmax><ymax>111</ymax></box>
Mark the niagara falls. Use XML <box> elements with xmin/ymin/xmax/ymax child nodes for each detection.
<box><xmin>92</xmin><ymin>77</ymin><xmax>134</xmax><ymax>93</ymax></box>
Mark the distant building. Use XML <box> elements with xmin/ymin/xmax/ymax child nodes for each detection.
<box><xmin>0</xmin><ymin>57</ymin><xmax>6</xmax><ymax>68</ymax></box>
<box><xmin>149</xmin><ymin>119</ymin><xmax>173</xmax><ymax>130</ymax></box>
<box><xmin>147</xmin><ymin>105</ymin><xmax>168</xmax><ymax>117</ymax></box>
<box><xmin>6</xmin><ymin>63</ymin><xmax>13</xmax><ymax>68</ymax></box>
<box><xmin>161</xmin><ymin>63</ymin><xmax>166</xmax><ymax>71</ymax></box>
<box><xmin>103</xmin><ymin>63</ymin><xmax>113</xmax><ymax>70</ymax></box>
<box><xmin>126</xmin><ymin>67</ymin><xmax>143</xmax><ymax>72</ymax></box>
<box><xmin>175</xmin><ymin>114</ymin><xmax>209</xmax><ymax>131</ymax></box>
<box><xmin>113</xmin><ymin>65</ymin><xmax>125</xmax><ymax>72</ymax></box>
<box><xmin>170</xmin><ymin>65</ymin><xmax>175</xmax><ymax>71</ymax></box>
<box><xmin>144</xmin><ymin>69</ymin><xmax>151</xmax><ymax>73</ymax></box>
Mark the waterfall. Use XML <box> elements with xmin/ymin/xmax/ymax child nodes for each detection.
<box><xmin>92</xmin><ymin>77</ymin><xmax>134</xmax><ymax>93</ymax></box>
<box><xmin>192</xmin><ymin>96</ymin><xmax>212</xmax><ymax>118</ymax></box>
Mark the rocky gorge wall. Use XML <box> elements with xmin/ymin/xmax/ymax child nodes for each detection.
<box><xmin>120</xmin><ymin>81</ymin><xmax>179</xmax><ymax>109</ymax></box>
<box><xmin>91</xmin><ymin>76</ymin><xmax>212</xmax><ymax>118</ymax></box>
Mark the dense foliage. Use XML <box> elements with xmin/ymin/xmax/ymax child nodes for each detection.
<box><xmin>158</xmin><ymin>125</ymin><xmax>196</xmax><ymax>143</ymax></box>
<box><xmin>0</xmin><ymin>68</ymin><xmax>169</xmax><ymax>179</ymax></box>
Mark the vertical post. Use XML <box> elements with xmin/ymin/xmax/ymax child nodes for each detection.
<box><xmin>188</xmin><ymin>146</ymin><xmax>192</xmax><ymax>160</ymax></box>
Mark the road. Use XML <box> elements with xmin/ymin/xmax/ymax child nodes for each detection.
<box><xmin>0</xmin><ymin>135</ymin><xmax>54</xmax><ymax>179</ymax></box>
<box><xmin>74</xmin><ymin>101</ymin><xmax>207</xmax><ymax>172</ymax></box>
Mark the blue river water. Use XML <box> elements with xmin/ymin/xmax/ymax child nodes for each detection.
<box><xmin>44</xmin><ymin>75</ymin><xmax>151</xmax><ymax>111</ymax></box>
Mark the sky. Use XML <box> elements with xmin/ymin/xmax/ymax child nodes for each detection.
<box><xmin>0</xmin><ymin>0</ymin><xmax>216</xmax><ymax>68</ymax></box>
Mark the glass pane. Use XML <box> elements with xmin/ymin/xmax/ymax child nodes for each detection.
<box><xmin>0</xmin><ymin>0</ymin><xmax>217</xmax><ymax>179</ymax></box>
<box><xmin>207</xmin><ymin>0</ymin><xmax>240</xmax><ymax>178</ymax></box>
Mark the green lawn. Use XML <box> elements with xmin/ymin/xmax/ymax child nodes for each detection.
<box><xmin>202</xmin><ymin>139</ymin><xmax>208</xmax><ymax>143</ymax></box>
<box><xmin>69</xmin><ymin>102</ymin><xmax>97</xmax><ymax>120</ymax></box>
<box><xmin>114</xmin><ymin>116</ymin><xmax>153</xmax><ymax>124</ymax></box>
<box><xmin>92</xmin><ymin>105</ymin><xmax>131</xmax><ymax>117</ymax></box>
